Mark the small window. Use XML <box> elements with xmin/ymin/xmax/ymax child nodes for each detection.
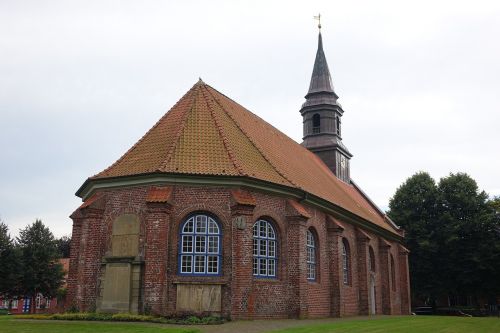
<box><xmin>35</xmin><ymin>293</ymin><xmax>43</xmax><ymax>309</ymax></box>
<box><xmin>336</xmin><ymin>116</ymin><xmax>341</xmax><ymax>135</ymax></box>
<box><xmin>390</xmin><ymin>254</ymin><xmax>396</xmax><ymax>291</ymax></box>
<box><xmin>369</xmin><ymin>246</ymin><xmax>376</xmax><ymax>273</ymax></box>
<box><xmin>342</xmin><ymin>239</ymin><xmax>351</xmax><ymax>285</ymax></box>
<box><xmin>253</xmin><ymin>219</ymin><xmax>277</xmax><ymax>278</ymax></box>
<box><xmin>306</xmin><ymin>229</ymin><xmax>317</xmax><ymax>280</ymax></box>
<box><xmin>22</xmin><ymin>297</ymin><xmax>31</xmax><ymax>313</ymax></box>
<box><xmin>312</xmin><ymin>114</ymin><xmax>321</xmax><ymax>134</ymax></box>
<box><xmin>179</xmin><ymin>213</ymin><xmax>222</xmax><ymax>275</ymax></box>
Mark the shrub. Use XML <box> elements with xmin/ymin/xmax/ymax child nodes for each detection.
<box><xmin>13</xmin><ymin>314</ymin><xmax>52</xmax><ymax>320</ymax></box>
<box><xmin>111</xmin><ymin>313</ymin><xmax>154</xmax><ymax>322</ymax></box>
<box><xmin>185</xmin><ymin>316</ymin><xmax>201</xmax><ymax>324</ymax></box>
<box><xmin>50</xmin><ymin>313</ymin><xmax>111</xmax><ymax>321</ymax></box>
<box><xmin>66</xmin><ymin>303</ymin><xmax>79</xmax><ymax>313</ymax></box>
<box><xmin>14</xmin><ymin>311</ymin><xmax>225</xmax><ymax>325</ymax></box>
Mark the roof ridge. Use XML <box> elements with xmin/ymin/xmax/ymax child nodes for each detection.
<box><xmin>199</xmin><ymin>85</ymin><xmax>246</xmax><ymax>176</ymax></box>
<box><xmin>204</xmin><ymin>84</ymin><xmax>293</xmax><ymax>141</ymax></box>
<box><xmin>205</xmin><ymin>86</ymin><xmax>298</xmax><ymax>188</ymax></box>
<box><xmin>92</xmin><ymin>83</ymin><xmax>199</xmax><ymax>178</ymax></box>
<box><xmin>157</xmin><ymin>84</ymin><xmax>201</xmax><ymax>172</ymax></box>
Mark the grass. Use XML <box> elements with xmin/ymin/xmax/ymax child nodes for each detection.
<box><xmin>267</xmin><ymin>316</ymin><xmax>500</xmax><ymax>333</ymax></box>
<box><xmin>0</xmin><ymin>315</ymin><xmax>199</xmax><ymax>333</ymax></box>
<box><xmin>1</xmin><ymin>315</ymin><xmax>499</xmax><ymax>333</ymax></box>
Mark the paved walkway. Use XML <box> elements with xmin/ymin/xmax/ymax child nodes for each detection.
<box><xmin>192</xmin><ymin>316</ymin><xmax>387</xmax><ymax>333</ymax></box>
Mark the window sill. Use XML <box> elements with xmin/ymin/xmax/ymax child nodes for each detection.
<box><xmin>172</xmin><ymin>281</ymin><xmax>227</xmax><ymax>285</ymax></box>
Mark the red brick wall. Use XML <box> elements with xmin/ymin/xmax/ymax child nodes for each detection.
<box><xmin>305</xmin><ymin>209</ymin><xmax>331</xmax><ymax>317</ymax></box>
<box><xmin>339</xmin><ymin>224</ymin><xmax>360</xmax><ymax>316</ymax></box>
<box><xmin>67</xmin><ymin>184</ymin><xmax>410</xmax><ymax>318</ymax></box>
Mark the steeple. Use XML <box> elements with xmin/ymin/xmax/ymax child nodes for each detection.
<box><xmin>306</xmin><ymin>32</ymin><xmax>337</xmax><ymax>99</ymax></box>
<box><xmin>300</xmin><ymin>29</ymin><xmax>352</xmax><ymax>183</ymax></box>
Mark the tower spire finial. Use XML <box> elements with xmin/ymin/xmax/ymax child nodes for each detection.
<box><xmin>313</xmin><ymin>13</ymin><xmax>321</xmax><ymax>31</ymax></box>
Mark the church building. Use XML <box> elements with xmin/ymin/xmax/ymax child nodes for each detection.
<box><xmin>67</xmin><ymin>30</ymin><xmax>410</xmax><ymax>318</ymax></box>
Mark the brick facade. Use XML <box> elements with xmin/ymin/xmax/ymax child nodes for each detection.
<box><xmin>67</xmin><ymin>184</ymin><xmax>411</xmax><ymax>318</ymax></box>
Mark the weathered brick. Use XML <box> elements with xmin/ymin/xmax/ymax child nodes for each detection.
<box><xmin>67</xmin><ymin>185</ymin><xmax>410</xmax><ymax>318</ymax></box>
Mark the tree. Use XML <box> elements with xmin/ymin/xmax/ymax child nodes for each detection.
<box><xmin>55</xmin><ymin>236</ymin><xmax>71</xmax><ymax>258</ymax></box>
<box><xmin>17</xmin><ymin>219</ymin><xmax>65</xmax><ymax>313</ymax></box>
<box><xmin>0</xmin><ymin>220</ymin><xmax>22</xmax><ymax>306</ymax></box>
<box><xmin>387</xmin><ymin>172</ymin><xmax>440</xmax><ymax>302</ymax></box>
<box><xmin>388</xmin><ymin>172</ymin><xmax>500</xmax><ymax>307</ymax></box>
<box><xmin>435</xmin><ymin>173</ymin><xmax>494</xmax><ymax>301</ymax></box>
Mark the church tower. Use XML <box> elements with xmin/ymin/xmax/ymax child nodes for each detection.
<box><xmin>300</xmin><ymin>30</ymin><xmax>352</xmax><ymax>182</ymax></box>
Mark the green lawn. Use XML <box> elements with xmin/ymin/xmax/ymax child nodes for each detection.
<box><xmin>1</xmin><ymin>315</ymin><xmax>499</xmax><ymax>333</ymax></box>
<box><xmin>267</xmin><ymin>316</ymin><xmax>500</xmax><ymax>333</ymax></box>
<box><xmin>0</xmin><ymin>316</ymin><xmax>199</xmax><ymax>333</ymax></box>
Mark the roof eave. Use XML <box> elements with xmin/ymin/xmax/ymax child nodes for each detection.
<box><xmin>76</xmin><ymin>173</ymin><xmax>403</xmax><ymax>242</ymax></box>
<box><xmin>350</xmin><ymin>179</ymin><xmax>402</xmax><ymax>231</ymax></box>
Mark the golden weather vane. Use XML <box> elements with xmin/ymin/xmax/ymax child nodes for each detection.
<box><xmin>313</xmin><ymin>13</ymin><xmax>321</xmax><ymax>30</ymax></box>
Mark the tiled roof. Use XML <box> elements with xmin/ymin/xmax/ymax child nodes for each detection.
<box><xmin>91</xmin><ymin>80</ymin><xmax>396</xmax><ymax>233</ymax></box>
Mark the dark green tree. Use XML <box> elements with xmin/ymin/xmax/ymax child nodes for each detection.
<box><xmin>388</xmin><ymin>172</ymin><xmax>500</xmax><ymax>307</ymax></box>
<box><xmin>0</xmin><ymin>220</ymin><xmax>22</xmax><ymax>308</ymax></box>
<box><xmin>387</xmin><ymin>172</ymin><xmax>440</xmax><ymax>302</ymax></box>
<box><xmin>17</xmin><ymin>219</ymin><xmax>65</xmax><ymax>313</ymax></box>
<box><xmin>435</xmin><ymin>173</ymin><xmax>490</xmax><ymax>301</ymax></box>
<box><xmin>55</xmin><ymin>236</ymin><xmax>71</xmax><ymax>258</ymax></box>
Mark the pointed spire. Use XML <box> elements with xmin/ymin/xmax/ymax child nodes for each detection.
<box><xmin>306</xmin><ymin>32</ymin><xmax>336</xmax><ymax>98</ymax></box>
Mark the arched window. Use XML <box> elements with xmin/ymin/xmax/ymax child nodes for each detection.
<box><xmin>253</xmin><ymin>219</ymin><xmax>277</xmax><ymax>278</ymax></box>
<box><xmin>179</xmin><ymin>213</ymin><xmax>221</xmax><ymax>275</ymax></box>
<box><xmin>390</xmin><ymin>254</ymin><xmax>396</xmax><ymax>291</ymax></box>
<box><xmin>369</xmin><ymin>246</ymin><xmax>376</xmax><ymax>273</ymax></box>
<box><xmin>312</xmin><ymin>114</ymin><xmax>321</xmax><ymax>134</ymax></box>
<box><xmin>336</xmin><ymin>116</ymin><xmax>341</xmax><ymax>135</ymax></box>
<box><xmin>342</xmin><ymin>239</ymin><xmax>350</xmax><ymax>285</ymax></box>
<box><xmin>306</xmin><ymin>229</ymin><xmax>317</xmax><ymax>281</ymax></box>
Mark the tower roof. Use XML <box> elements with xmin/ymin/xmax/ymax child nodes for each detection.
<box><xmin>306</xmin><ymin>33</ymin><xmax>337</xmax><ymax>99</ymax></box>
<box><xmin>302</xmin><ymin>32</ymin><xmax>339</xmax><ymax>109</ymax></box>
<box><xmin>86</xmin><ymin>81</ymin><xmax>397</xmax><ymax>235</ymax></box>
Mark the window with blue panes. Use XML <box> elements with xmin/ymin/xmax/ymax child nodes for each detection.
<box><xmin>253</xmin><ymin>219</ymin><xmax>277</xmax><ymax>277</ymax></box>
<box><xmin>306</xmin><ymin>229</ymin><xmax>317</xmax><ymax>280</ymax></box>
<box><xmin>179</xmin><ymin>214</ymin><xmax>221</xmax><ymax>275</ymax></box>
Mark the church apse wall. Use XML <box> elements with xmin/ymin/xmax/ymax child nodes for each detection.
<box><xmin>67</xmin><ymin>184</ymin><xmax>410</xmax><ymax>319</ymax></box>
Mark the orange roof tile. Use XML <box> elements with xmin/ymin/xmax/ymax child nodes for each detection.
<box><xmin>91</xmin><ymin>81</ymin><xmax>397</xmax><ymax>234</ymax></box>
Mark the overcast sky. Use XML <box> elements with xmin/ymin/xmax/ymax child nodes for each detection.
<box><xmin>1</xmin><ymin>0</ymin><xmax>499</xmax><ymax>237</ymax></box>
